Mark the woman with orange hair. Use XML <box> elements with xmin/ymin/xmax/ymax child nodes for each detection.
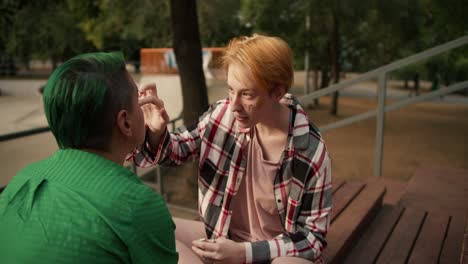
<box><xmin>136</xmin><ymin>34</ymin><xmax>332</xmax><ymax>264</ymax></box>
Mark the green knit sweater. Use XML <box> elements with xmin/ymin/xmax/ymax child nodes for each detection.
<box><xmin>0</xmin><ymin>149</ymin><xmax>177</xmax><ymax>264</ymax></box>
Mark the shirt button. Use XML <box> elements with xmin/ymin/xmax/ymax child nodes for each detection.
<box><xmin>277</xmin><ymin>199</ymin><xmax>281</xmax><ymax>203</ymax></box>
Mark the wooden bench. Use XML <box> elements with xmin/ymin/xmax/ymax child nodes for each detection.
<box><xmin>148</xmin><ymin>175</ymin><xmax>466</xmax><ymax>263</ymax></box>
<box><xmin>330</xmin><ymin>168</ymin><xmax>468</xmax><ymax>264</ymax></box>
<box><xmin>344</xmin><ymin>205</ymin><xmax>466</xmax><ymax>263</ymax></box>
<box><xmin>324</xmin><ymin>179</ymin><xmax>387</xmax><ymax>263</ymax></box>
<box><xmin>155</xmin><ymin>178</ymin><xmax>388</xmax><ymax>262</ymax></box>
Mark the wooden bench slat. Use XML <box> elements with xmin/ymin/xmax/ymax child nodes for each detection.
<box><xmin>439</xmin><ymin>213</ymin><xmax>466</xmax><ymax>264</ymax></box>
<box><xmin>331</xmin><ymin>181</ymin><xmax>365</xmax><ymax>223</ymax></box>
<box><xmin>407</xmin><ymin>212</ymin><xmax>450</xmax><ymax>264</ymax></box>
<box><xmin>324</xmin><ymin>181</ymin><xmax>386</xmax><ymax>264</ymax></box>
<box><xmin>332</xmin><ymin>179</ymin><xmax>345</xmax><ymax>194</ymax></box>
<box><xmin>376</xmin><ymin>208</ymin><xmax>426</xmax><ymax>264</ymax></box>
<box><xmin>345</xmin><ymin>205</ymin><xmax>404</xmax><ymax>264</ymax></box>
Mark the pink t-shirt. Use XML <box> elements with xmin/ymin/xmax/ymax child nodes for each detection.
<box><xmin>230</xmin><ymin>128</ymin><xmax>284</xmax><ymax>242</ymax></box>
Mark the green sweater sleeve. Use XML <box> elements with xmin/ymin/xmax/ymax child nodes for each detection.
<box><xmin>127</xmin><ymin>188</ymin><xmax>178</xmax><ymax>263</ymax></box>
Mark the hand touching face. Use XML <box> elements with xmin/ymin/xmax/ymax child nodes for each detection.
<box><xmin>138</xmin><ymin>83</ymin><xmax>169</xmax><ymax>134</ymax></box>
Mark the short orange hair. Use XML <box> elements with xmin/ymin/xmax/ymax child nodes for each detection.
<box><xmin>222</xmin><ymin>34</ymin><xmax>294</xmax><ymax>93</ymax></box>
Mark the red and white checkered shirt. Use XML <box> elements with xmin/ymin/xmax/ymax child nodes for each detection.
<box><xmin>130</xmin><ymin>94</ymin><xmax>332</xmax><ymax>263</ymax></box>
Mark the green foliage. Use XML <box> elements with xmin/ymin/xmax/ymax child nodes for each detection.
<box><xmin>2</xmin><ymin>0</ymin><xmax>94</xmax><ymax>65</ymax></box>
<box><xmin>1</xmin><ymin>0</ymin><xmax>172</xmax><ymax>64</ymax></box>
<box><xmin>240</xmin><ymin>0</ymin><xmax>305</xmax><ymax>67</ymax></box>
<box><xmin>391</xmin><ymin>63</ymin><xmax>427</xmax><ymax>81</ymax></box>
<box><xmin>390</xmin><ymin>47</ymin><xmax>468</xmax><ymax>86</ymax></box>
<box><xmin>454</xmin><ymin>56</ymin><xmax>468</xmax><ymax>83</ymax></box>
<box><xmin>67</xmin><ymin>0</ymin><xmax>172</xmax><ymax>61</ymax></box>
<box><xmin>1</xmin><ymin>0</ymin><xmax>467</xmax><ymax>80</ymax></box>
<box><xmin>198</xmin><ymin>0</ymin><xmax>248</xmax><ymax>46</ymax></box>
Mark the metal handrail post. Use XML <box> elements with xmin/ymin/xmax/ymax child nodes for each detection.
<box><xmin>374</xmin><ymin>73</ymin><xmax>387</xmax><ymax>177</ymax></box>
<box><xmin>154</xmin><ymin>115</ymin><xmax>181</xmax><ymax>197</ymax></box>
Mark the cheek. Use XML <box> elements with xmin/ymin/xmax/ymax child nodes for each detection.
<box><xmin>244</xmin><ymin>103</ymin><xmax>255</xmax><ymax>113</ymax></box>
<box><xmin>243</xmin><ymin>98</ymin><xmax>264</xmax><ymax>113</ymax></box>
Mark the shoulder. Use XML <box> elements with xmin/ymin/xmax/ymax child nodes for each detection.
<box><xmin>121</xmin><ymin>181</ymin><xmax>175</xmax><ymax>243</ymax></box>
<box><xmin>285</xmin><ymin>95</ymin><xmax>330</xmax><ymax>165</ymax></box>
<box><xmin>201</xmin><ymin>99</ymin><xmax>230</xmax><ymax>119</ymax></box>
<box><xmin>198</xmin><ymin>98</ymin><xmax>234</xmax><ymax>128</ymax></box>
<box><xmin>284</xmin><ymin>95</ymin><xmax>324</xmax><ymax>149</ymax></box>
<box><xmin>122</xmin><ymin>180</ymin><xmax>172</xmax><ymax>222</ymax></box>
<box><xmin>0</xmin><ymin>158</ymin><xmax>50</xmax><ymax>199</ymax></box>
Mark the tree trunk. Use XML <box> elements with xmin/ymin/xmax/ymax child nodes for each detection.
<box><xmin>52</xmin><ymin>56</ymin><xmax>58</xmax><ymax>70</ymax></box>
<box><xmin>320</xmin><ymin>67</ymin><xmax>330</xmax><ymax>89</ymax></box>
<box><xmin>413</xmin><ymin>73</ymin><xmax>420</xmax><ymax>96</ymax></box>
<box><xmin>330</xmin><ymin>10</ymin><xmax>341</xmax><ymax>116</ymax></box>
<box><xmin>170</xmin><ymin>0</ymin><xmax>209</xmax><ymax>126</ymax></box>
<box><xmin>313</xmin><ymin>69</ymin><xmax>319</xmax><ymax>106</ymax></box>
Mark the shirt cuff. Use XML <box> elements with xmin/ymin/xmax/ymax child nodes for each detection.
<box><xmin>152</xmin><ymin>127</ymin><xmax>168</xmax><ymax>163</ymax></box>
<box><xmin>244</xmin><ymin>242</ymin><xmax>252</xmax><ymax>263</ymax></box>
<box><xmin>245</xmin><ymin>240</ymin><xmax>282</xmax><ymax>263</ymax></box>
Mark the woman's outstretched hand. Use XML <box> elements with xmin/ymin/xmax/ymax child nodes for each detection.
<box><xmin>138</xmin><ymin>83</ymin><xmax>169</xmax><ymax>134</ymax></box>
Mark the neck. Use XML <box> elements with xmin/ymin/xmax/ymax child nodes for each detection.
<box><xmin>255</xmin><ymin>102</ymin><xmax>290</xmax><ymax>137</ymax></box>
<box><xmin>81</xmin><ymin>146</ymin><xmax>127</xmax><ymax>166</ymax></box>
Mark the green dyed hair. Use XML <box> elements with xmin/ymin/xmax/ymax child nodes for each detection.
<box><xmin>43</xmin><ymin>52</ymin><xmax>134</xmax><ymax>150</ymax></box>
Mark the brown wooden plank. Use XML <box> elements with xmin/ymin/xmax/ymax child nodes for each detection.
<box><xmin>331</xmin><ymin>181</ymin><xmax>365</xmax><ymax>223</ymax></box>
<box><xmin>324</xmin><ymin>181</ymin><xmax>386</xmax><ymax>264</ymax></box>
<box><xmin>345</xmin><ymin>205</ymin><xmax>404</xmax><ymax>264</ymax></box>
<box><xmin>400</xmin><ymin>167</ymin><xmax>468</xmax><ymax>215</ymax></box>
<box><xmin>332</xmin><ymin>179</ymin><xmax>345</xmax><ymax>194</ymax></box>
<box><xmin>376</xmin><ymin>208</ymin><xmax>426</xmax><ymax>264</ymax></box>
<box><xmin>439</xmin><ymin>213</ymin><xmax>466</xmax><ymax>264</ymax></box>
<box><xmin>407</xmin><ymin>212</ymin><xmax>450</xmax><ymax>264</ymax></box>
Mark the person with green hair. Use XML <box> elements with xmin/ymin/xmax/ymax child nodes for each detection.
<box><xmin>0</xmin><ymin>52</ymin><xmax>178</xmax><ymax>263</ymax></box>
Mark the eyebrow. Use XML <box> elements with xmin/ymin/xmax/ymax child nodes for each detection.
<box><xmin>227</xmin><ymin>84</ymin><xmax>255</xmax><ymax>92</ymax></box>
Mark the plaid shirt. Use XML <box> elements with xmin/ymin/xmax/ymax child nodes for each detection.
<box><xmin>131</xmin><ymin>94</ymin><xmax>332</xmax><ymax>263</ymax></box>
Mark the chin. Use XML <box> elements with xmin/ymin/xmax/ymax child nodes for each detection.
<box><xmin>237</xmin><ymin>122</ymin><xmax>252</xmax><ymax>129</ymax></box>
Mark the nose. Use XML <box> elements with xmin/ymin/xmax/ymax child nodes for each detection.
<box><xmin>230</xmin><ymin>93</ymin><xmax>242</xmax><ymax>112</ymax></box>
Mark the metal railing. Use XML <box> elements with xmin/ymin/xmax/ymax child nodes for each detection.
<box><xmin>299</xmin><ymin>35</ymin><xmax>468</xmax><ymax>177</ymax></box>
<box><xmin>0</xmin><ymin>126</ymin><xmax>50</xmax><ymax>142</ymax></box>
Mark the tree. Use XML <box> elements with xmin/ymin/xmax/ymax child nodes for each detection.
<box><xmin>240</xmin><ymin>0</ymin><xmax>376</xmax><ymax>115</ymax></box>
<box><xmin>68</xmin><ymin>0</ymin><xmax>172</xmax><ymax>62</ymax></box>
<box><xmin>198</xmin><ymin>0</ymin><xmax>247</xmax><ymax>46</ymax></box>
<box><xmin>240</xmin><ymin>0</ymin><xmax>304</xmax><ymax>65</ymax></box>
<box><xmin>3</xmin><ymin>0</ymin><xmax>94</xmax><ymax>68</ymax></box>
<box><xmin>170</xmin><ymin>0</ymin><xmax>209</xmax><ymax>126</ymax></box>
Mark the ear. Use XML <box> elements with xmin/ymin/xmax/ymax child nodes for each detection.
<box><xmin>272</xmin><ymin>85</ymin><xmax>287</xmax><ymax>100</ymax></box>
<box><xmin>116</xmin><ymin>110</ymin><xmax>132</xmax><ymax>137</ymax></box>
